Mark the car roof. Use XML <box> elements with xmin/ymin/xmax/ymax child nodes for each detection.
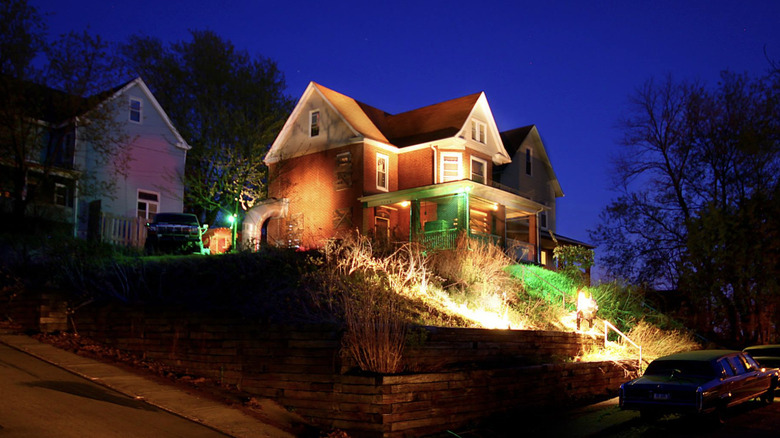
<box><xmin>654</xmin><ymin>349</ymin><xmax>740</xmax><ymax>363</ymax></box>
<box><xmin>744</xmin><ymin>344</ymin><xmax>780</xmax><ymax>352</ymax></box>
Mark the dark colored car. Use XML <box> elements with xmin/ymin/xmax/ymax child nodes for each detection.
<box><xmin>743</xmin><ymin>345</ymin><xmax>780</xmax><ymax>369</ymax></box>
<box><xmin>145</xmin><ymin>213</ymin><xmax>208</xmax><ymax>254</ymax></box>
<box><xmin>619</xmin><ymin>349</ymin><xmax>778</xmax><ymax>420</ymax></box>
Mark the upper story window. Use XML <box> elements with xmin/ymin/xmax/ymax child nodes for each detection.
<box><xmin>129</xmin><ymin>97</ymin><xmax>142</xmax><ymax>124</ymax></box>
<box><xmin>525</xmin><ymin>147</ymin><xmax>533</xmax><ymax>176</ymax></box>
<box><xmin>440</xmin><ymin>152</ymin><xmax>462</xmax><ymax>182</ymax></box>
<box><xmin>137</xmin><ymin>190</ymin><xmax>159</xmax><ymax>219</ymax></box>
<box><xmin>309</xmin><ymin>110</ymin><xmax>320</xmax><ymax>137</ymax></box>
<box><xmin>470</xmin><ymin>157</ymin><xmax>487</xmax><ymax>184</ymax></box>
<box><xmin>335</xmin><ymin>151</ymin><xmax>352</xmax><ymax>190</ymax></box>
<box><xmin>376</xmin><ymin>153</ymin><xmax>388</xmax><ymax>191</ymax></box>
<box><xmin>54</xmin><ymin>183</ymin><xmax>70</xmax><ymax>207</ymax></box>
<box><xmin>471</xmin><ymin>120</ymin><xmax>486</xmax><ymax>144</ymax></box>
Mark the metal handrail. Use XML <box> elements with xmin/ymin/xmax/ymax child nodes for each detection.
<box><xmin>604</xmin><ymin>320</ymin><xmax>642</xmax><ymax>366</ymax></box>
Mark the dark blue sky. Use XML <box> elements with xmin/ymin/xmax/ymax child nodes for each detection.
<box><xmin>33</xmin><ymin>0</ymin><xmax>780</xmax><ymax>249</ymax></box>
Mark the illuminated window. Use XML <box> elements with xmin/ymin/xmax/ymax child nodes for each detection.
<box><xmin>137</xmin><ymin>190</ymin><xmax>159</xmax><ymax>219</ymax></box>
<box><xmin>309</xmin><ymin>110</ymin><xmax>320</xmax><ymax>137</ymax></box>
<box><xmin>471</xmin><ymin>120</ymin><xmax>486</xmax><ymax>143</ymax></box>
<box><xmin>129</xmin><ymin>97</ymin><xmax>142</xmax><ymax>123</ymax></box>
<box><xmin>525</xmin><ymin>147</ymin><xmax>532</xmax><ymax>176</ymax></box>
<box><xmin>376</xmin><ymin>153</ymin><xmax>388</xmax><ymax>191</ymax></box>
<box><xmin>54</xmin><ymin>183</ymin><xmax>69</xmax><ymax>207</ymax></box>
<box><xmin>470</xmin><ymin>157</ymin><xmax>487</xmax><ymax>184</ymax></box>
<box><xmin>440</xmin><ymin>152</ymin><xmax>462</xmax><ymax>182</ymax></box>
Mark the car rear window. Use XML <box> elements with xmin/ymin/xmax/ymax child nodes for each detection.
<box><xmin>645</xmin><ymin>360</ymin><xmax>716</xmax><ymax>378</ymax></box>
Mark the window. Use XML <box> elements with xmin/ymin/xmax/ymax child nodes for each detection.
<box><xmin>376</xmin><ymin>153</ymin><xmax>388</xmax><ymax>191</ymax></box>
<box><xmin>540</xmin><ymin>211</ymin><xmax>548</xmax><ymax>229</ymax></box>
<box><xmin>525</xmin><ymin>147</ymin><xmax>532</xmax><ymax>176</ymax></box>
<box><xmin>470</xmin><ymin>157</ymin><xmax>487</xmax><ymax>184</ymax></box>
<box><xmin>309</xmin><ymin>110</ymin><xmax>320</xmax><ymax>137</ymax></box>
<box><xmin>54</xmin><ymin>183</ymin><xmax>69</xmax><ymax>207</ymax></box>
<box><xmin>137</xmin><ymin>190</ymin><xmax>159</xmax><ymax>219</ymax></box>
<box><xmin>440</xmin><ymin>152</ymin><xmax>462</xmax><ymax>182</ymax></box>
<box><xmin>129</xmin><ymin>97</ymin><xmax>142</xmax><ymax>123</ymax></box>
<box><xmin>471</xmin><ymin>119</ymin><xmax>486</xmax><ymax>143</ymax></box>
<box><xmin>335</xmin><ymin>151</ymin><xmax>352</xmax><ymax>190</ymax></box>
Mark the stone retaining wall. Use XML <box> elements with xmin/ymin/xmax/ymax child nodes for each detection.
<box><xmin>3</xmin><ymin>295</ymin><xmax>639</xmax><ymax>437</ymax></box>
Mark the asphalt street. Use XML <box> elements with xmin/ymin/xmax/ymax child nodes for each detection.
<box><xmin>0</xmin><ymin>342</ymin><xmax>230</xmax><ymax>437</ymax></box>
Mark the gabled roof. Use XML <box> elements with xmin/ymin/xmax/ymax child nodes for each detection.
<box><xmin>267</xmin><ymin>82</ymin><xmax>512</xmax><ymax>165</ymax></box>
<box><xmin>1</xmin><ymin>76</ymin><xmax>190</xmax><ymax>151</ymax></box>
<box><xmin>107</xmin><ymin>77</ymin><xmax>190</xmax><ymax>151</ymax></box>
<box><xmin>382</xmin><ymin>93</ymin><xmax>482</xmax><ymax>147</ymax></box>
<box><xmin>498</xmin><ymin>125</ymin><xmax>563</xmax><ymax>198</ymax></box>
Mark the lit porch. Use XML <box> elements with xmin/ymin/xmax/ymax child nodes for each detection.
<box><xmin>359</xmin><ymin>180</ymin><xmax>546</xmax><ymax>262</ymax></box>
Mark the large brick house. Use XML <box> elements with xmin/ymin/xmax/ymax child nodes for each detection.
<box><xmin>252</xmin><ymin>82</ymin><xmax>586</xmax><ymax>266</ymax></box>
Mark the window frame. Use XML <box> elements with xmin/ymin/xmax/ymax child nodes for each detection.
<box><xmin>129</xmin><ymin>97</ymin><xmax>143</xmax><ymax>124</ymax></box>
<box><xmin>54</xmin><ymin>183</ymin><xmax>69</xmax><ymax>207</ymax></box>
<box><xmin>440</xmin><ymin>152</ymin><xmax>463</xmax><ymax>183</ymax></box>
<box><xmin>137</xmin><ymin>189</ymin><xmax>160</xmax><ymax>219</ymax></box>
<box><xmin>376</xmin><ymin>153</ymin><xmax>389</xmax><ymax>192</ymax></box>
<box><xmin>525</xmin><ymin>147</ymin><xmax>533</xmax><ymax>176</ymax></box>
<box><xmin>309</xmin><ymin>110</ymin><xmax>320</xmax><ymax>137</ymax></box>
<box><xmin>471</xmin><ymin>119</ymin><xmax>486</xmax><ymax>144</ymax></box>
<box><xmin>470</xmin><ymin>156</ymin><xmax>488</xmax><ymax>184</ymax></box>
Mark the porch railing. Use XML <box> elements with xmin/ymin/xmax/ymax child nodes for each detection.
<box><xmin>422</xmin><ymin>228</ymin><xmax>458</xmax><ymax>250</ymax></box>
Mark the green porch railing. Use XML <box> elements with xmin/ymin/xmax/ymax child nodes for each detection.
<box><xmin>421</xmin><ymin>229</ymin><xmax>502</xmax><ymax>250</ymax></box>
<box><xmin>422</xmin><ymin>229</ymin><xmax>459</xmax><ymax>250</ymax></box>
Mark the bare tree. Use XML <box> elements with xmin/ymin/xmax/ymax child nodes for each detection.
<box><xmin>592</xmin><ymin>72</ymin><xmax>780</xmax><ymax>343</ymax></box>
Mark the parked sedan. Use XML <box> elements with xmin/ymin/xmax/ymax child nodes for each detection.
<box><xmin>619</xmin><ymin>349</ymin><xmax>778</xmax><ymax>420</ymax></box>
<box><xmin>743</xmin><ymin>345</ymin><xmax>780</xmax><ymax>368</ymax></box>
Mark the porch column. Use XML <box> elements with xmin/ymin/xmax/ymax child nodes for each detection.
<box><xmin>457</xmin><ymin>193</ymin><xmax>469</xmax><ymax>233</ymax></box>
<box><xmin>528</xmin><ymin>213</ymin><xmax>538</xmax><ymax>263</ymax></box>
<box><xmin>410</xmin><ymin>200</ymin><xmax>421</xmax><ymax>242</ymax></box>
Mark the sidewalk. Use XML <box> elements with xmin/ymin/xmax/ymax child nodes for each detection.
<box><xmin>0</xmin><ymin>329</ymin><xmax>301</xmax><ymax>438</ymax></box>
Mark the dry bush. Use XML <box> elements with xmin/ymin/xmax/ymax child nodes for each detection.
<box><xmin>626</xmin><ymin>320</ymin><xmax>700</xmax><ymax>360</ymax></box>
<box><xmin>305</xmin><ymin>232</ymin><xmax>426</xmax><ymax>373</ymax></box>
<box><xmin>341</xmin><ymin>279</ymin><xmax>407</xmax><ymax>374</ymax></box>
<box><xmin>429</xmin><ymin>233</ymin><xmax>513</xmax><ymax>293</ymax></box>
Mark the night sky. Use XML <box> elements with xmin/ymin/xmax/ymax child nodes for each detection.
<box><xmin>32</xmin><ymin>0</ymin><xmax>780</xmax><ymax>252</ymax></box>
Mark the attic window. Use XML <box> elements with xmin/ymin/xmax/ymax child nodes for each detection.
<box><xmin>471</xmin><ymin>120</ymin><xmax>486</xmax><ymax>144</ymax></box>
<box><xmin>525</xmin><ymin>147</ymin><xmax>533</xmax><ymax>176</ymax></box>
<box><xmin>129</xmin><ymin>97</ymin><xmax>142</xmax><ymax>123</ymax></box>
<box><xmin>309</xmin><ymin>110</ymin><xmax>320</xmax><ymax>137</ymax></box>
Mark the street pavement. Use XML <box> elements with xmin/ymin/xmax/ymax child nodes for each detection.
<box><xmin>0</xmin><ymin>330</ymin><xmax>300</xmax><ymax>438</ymax></box>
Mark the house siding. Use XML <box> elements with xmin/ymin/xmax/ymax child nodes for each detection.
<box><xmin>75</xmin><ymin>81</ymin><xmax>186</xmax><ymax>238</ymax></box>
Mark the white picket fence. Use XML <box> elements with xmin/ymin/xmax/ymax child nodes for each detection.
<box><xmin>100</xmin><ymin>213</ymin><xmax>147</xmax><ymax>248</ymax></box>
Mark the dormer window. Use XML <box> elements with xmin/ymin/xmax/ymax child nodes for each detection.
<box><xmin>129</xmin><ymin>97</ymin><xmax>142</xmax><ymax>123</ymax></box>
<box><xmin>471</xmin><ymin>119</ymin><xmax>486</xmax><ymax>144</ymax></box>
<box><xmin>309</xmin><ymin>110</ymin><xmax>320</xmax><ymax>137</ymax></box>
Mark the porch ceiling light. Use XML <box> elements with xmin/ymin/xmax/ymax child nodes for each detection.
<box><xmin>400</xmin><ymin>201</ymin><xmax>410</xmax><ymax>208</ymax></box>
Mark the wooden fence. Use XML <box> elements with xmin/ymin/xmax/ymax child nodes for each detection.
<box><xmin>99</xmin><ymin>213</ymin><xmax>146</xmax><ymax>248</ymax></box>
